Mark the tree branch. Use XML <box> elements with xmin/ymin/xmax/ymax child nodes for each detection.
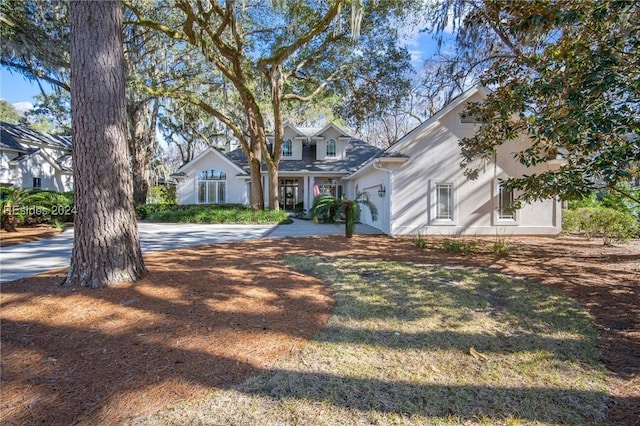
<box><xmin>257</xmin><ymin>0</ymin><xmax>343</xmax><ymax>70</ymax></box>
<box><xmin>282</xmin><ymin>67</ymin><xmax>342</xmax><ymax>102</ymax></box>
<box><xmin>0</xmin><ymin>59</ymin><xmax>70</xmax><ymax>91</ymax></box>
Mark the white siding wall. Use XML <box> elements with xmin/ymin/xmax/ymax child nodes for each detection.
<box><xmin>0</xmin><ymin>150</ymin><xmax>16</xmax><ymax>185</ymax></box>
<box><xmin>176</xmin><ymin>150</ymin><xmax>248</xmax><ymax>205</ymax></box>
<box><xmin>388</xmin><ymin>91</ymin><xmax>559</xmax><ymax>236</ymax></box>
<box><xmin>15</xmin><ymin>153</ymin><xmax>72</xmax><ymax>192</ymax></box>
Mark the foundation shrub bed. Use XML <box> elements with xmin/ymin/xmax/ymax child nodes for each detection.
<box><xmin>136</xmin><ymin>203</ymin><xmax>290</xmax><ymax>224</ymax></box>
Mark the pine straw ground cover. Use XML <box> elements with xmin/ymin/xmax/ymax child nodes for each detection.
<box><xmin>0</xmin><ymin>224</ymin><xmax>65</xmax><ymax>247</ymax></box>
<box><xmin>0</xmin><ymin>234</ymin><xmax>638</xmax><ymax>425</ymax></box>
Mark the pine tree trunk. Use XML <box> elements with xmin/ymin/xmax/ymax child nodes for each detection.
<box><xmin>65</xmin><ymin>0</ymin><xmax>146</xmax><ymax>288</ymax></box>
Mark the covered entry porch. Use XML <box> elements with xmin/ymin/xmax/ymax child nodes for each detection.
<box><xmin>277</xmin><ymin>174</ymin><xmax>344</xmax><ymax>215</ymax></box>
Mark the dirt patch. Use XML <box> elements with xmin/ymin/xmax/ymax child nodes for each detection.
<box><xmin>0</xmin><ymin>235</ymin><xmax>638</xmax><ymax>425</ymax></box>
<box><xmin>0</xmin><ymin>225</ymin><xmax>66</xmax><ymax>247</ymax></box>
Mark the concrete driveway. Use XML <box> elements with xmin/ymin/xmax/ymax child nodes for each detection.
<box><xmin>0</xmin><ymin>222</ymin><xmax>274</xmax><ymax>283</ymax></box>
<box><xmin>0</xmin><ymin>220</ymin><xmax>382</xmax><ymax>283</ymax></box>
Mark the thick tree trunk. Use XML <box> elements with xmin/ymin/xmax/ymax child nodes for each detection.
<box><xmin>66</xmin><ymin>0</ymin><xmax>146</xmax><ymax>288</ymax></box>
<box><xmin>249</xmin><ymin>155</ymin><xmax>264</xmax><ymax>210</ymax></box>
<box><xmin>244</xmin><ymin>109</ymin><xmax>265</xmax><ymax>211</ymax></box>
<box><xmin>128</xmin><ymin>99</ymin><xmax>156</xmax><ymax>206</ymax></box>
<box><xmin>265</xmin><ymin>69</ymin><xmax>285</xmax><ymax>211</ymax></box>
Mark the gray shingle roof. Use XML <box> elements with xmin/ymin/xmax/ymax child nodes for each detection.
<box><xmin>225</xmin><ymin>139</ymin><xmax>382</xmax><ymax>174</ymax></box>
<box><xmin>1</xmin><ymin>122</ymin><xmax>72</xmax><ymax>150</ymax></box>
<box><xmin>1</xmin><ymin>122</ymin><xmax>72</xmax><ymax>171</ymax></box>
<box><xmin>1</xmin><ymin>124</ymin><xmax>29</xmax><ymax>152</ymax></box>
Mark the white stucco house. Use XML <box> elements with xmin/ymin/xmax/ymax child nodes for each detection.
<box><xmin>173</xmin><ymin>86</ymin><xmax>561</xmax><ymax>236</ymax></box>
<box><xmin>0</xmin><ymin>122</ymin><xmax>73</xmax><ymax>192</ymax></box>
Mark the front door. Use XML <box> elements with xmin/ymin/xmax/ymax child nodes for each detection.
<box><xmin>279</xmin><ymin>178</ymin><xmax>300</xmax><ymax>211</ymax></box>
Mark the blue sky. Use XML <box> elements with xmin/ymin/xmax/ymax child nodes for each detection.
<box><xmin>0</xmin><ymin>67</ymin><xmax>49</xmax><ymax>106</ymax></box>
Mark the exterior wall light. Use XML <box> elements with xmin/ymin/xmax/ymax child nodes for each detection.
<box><xmin>378</xmin><ymin>184</ymin><xmax>386</xmax><ymax>198</ymax></box>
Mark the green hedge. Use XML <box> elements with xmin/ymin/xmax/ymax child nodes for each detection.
<box><xmin>0</xmin><ymin>188</ymin><xmax>74</xmax><ymax>227</ymax></box>
<box><xmin>563</xmin><ymin>206</ymin><xmax>638</xmax><ymax>244</ymax></box>
<box><xmin>136</xmin><ymin>203</ymin><xmax>290</xmax><ymax>225</ymax></box>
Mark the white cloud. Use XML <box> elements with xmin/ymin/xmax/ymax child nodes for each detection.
<box><xmin>12</xmin><ymin>101</ymin><xmax>33</xmax><ymax>116</ymax></box>
<box><xmin>409</xmin><ymin>49</ymin><xmax>423</xmax><ymax>64</ymax></box>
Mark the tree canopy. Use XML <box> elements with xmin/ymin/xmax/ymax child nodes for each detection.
<box><xmin>126</xmin><ymin>0</ymin><xmax>417</xmax><ymax>209</ymax></box>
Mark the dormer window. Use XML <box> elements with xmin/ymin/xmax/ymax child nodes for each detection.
<box><xmin>283</xmin><ymin>139</ymin><xmax>292</xmax><ymax>157</ymax></box>
<box><xmin>326</xmin><ymin>139</ymin><xmax>336</xmax><ymax>157</ymax></box>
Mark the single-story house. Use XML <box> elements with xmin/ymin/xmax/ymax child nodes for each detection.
<box><xmin>173</xmin><ymin>86</ymin><xmax>561</xmax><ymax>236</ymax></box>
<box><xmin>0</xmin><ymin>122</ymin><xmax>73</xmax><ymax>192</ymax></box>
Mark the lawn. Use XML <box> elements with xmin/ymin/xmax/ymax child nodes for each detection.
<box><xmin>134</xmin><ymin>256</ymin><xmax>609</xmax><ymax>425</ymax></box>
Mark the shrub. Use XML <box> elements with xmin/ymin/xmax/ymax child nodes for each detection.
<box><xmin>412</xmin><ymin>232</ymin><xmax>428</xmax><ymax>249</ymax></box>
<box><xmin>0</xmin><ymin>189</ymin><xmax>74</xmax><ymax>230</ymax></box>
<box><xmin>563</xmin><ymin>206</ymin><xmax>637</xmax><ymax>244</ymax></box>
<box><xmin>441</xmin><ymin>238</ymin><xmax>477</xmax><ymax>255</ymax></box>
<box><xmin>146</xmin><ymin>185</ymin><xmax>177</xmax><ymax>204</ymax></box>
<box><xmin>137</xmin><ymin>203</ymin><xmax>289</xmax><ymax>225</ymax></box>
<box><xmin>591</xmin><ymin>208</ymin><xmax>637</xmax><ymax>245</ymax></box>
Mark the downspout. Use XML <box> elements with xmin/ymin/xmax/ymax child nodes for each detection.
<box><xmin>373</xmin><ymin>159</ymin><xmax>394</xmax><ymax>236</ymax></box>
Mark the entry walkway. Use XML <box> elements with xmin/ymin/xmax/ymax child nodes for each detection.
<box><xmin>0</xmin><ymin>220</ymin><xmax>382</xmax><ymax>283</ymax></box>
<box><xmin>266</xmin><ymin>218</ymin><xmax>382</xmax><ymax>238</ymax></box>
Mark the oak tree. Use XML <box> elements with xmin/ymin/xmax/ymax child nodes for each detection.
<box><xmin>127</xmin><ymin>0</ymin><xmax>415</xmax><ymax>210</ymax></box>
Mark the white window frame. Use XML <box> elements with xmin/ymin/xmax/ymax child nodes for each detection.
<box><xmin>494</xmin><ymin>180</ymin><xmax>519</xmax><ymax>225</ymax></box>
<box><xmin>326</xmin><ymin>139</ymin><xmax>337</xmax><ymax>157</ymax></box>
<box><xmin>282</xmin><ymin>138</ymin><xmax>293</xmax><ymax>157</ymax></box>
<box><xmin>197</xmin><ymin>169</ymin><xmax>227</xmax><ymax>204</ymax></box>
<box><xmin>430</xmin><ymin>180</ymin><xmax>456</xmax><ymax>225</ymax></box>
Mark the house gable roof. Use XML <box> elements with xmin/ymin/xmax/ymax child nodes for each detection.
<box><xmin>310</xmin><ymin>123</ymin><xmax>351</xmax><ymax>140</ymax></box>
<box><xmin>1</xmin><ymin>121</ymin><xmax>72</xmax><ymax>151</ymax></box>
<box><xmin>345</xmin><ymin>85</ymin><xmax>490</xmax><ymax>179</ymax></box>
<box><xmin>386</xmin><ymin>85</ymin><xmax>490</xmax><ymax>155</ymax></box>
<box><xmin>175</xmin><ymin>146</ymin><xmax>248</xmax><ymax>176</ymax></box>
<box><xmin>1</xmin><ymin>122</ymin><xmax>73</xmax><ymax>172</ymax></box>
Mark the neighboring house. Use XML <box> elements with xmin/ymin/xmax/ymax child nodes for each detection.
<box><xmin>173</xmin><ymin>86</ymin><xmax>561</xmax><ymax>236</ymax></box>
<box><xmin>0</xmin><ymin>122</ymin><xmax>73</xmax><ymax>192</ymax></box>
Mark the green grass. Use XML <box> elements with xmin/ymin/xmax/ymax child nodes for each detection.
<box><xmin>136</xmin><ymin>204</ymin><xmax>290</xmax><ymax>224</ymax></box>
<box><xmin>133</xmin><ymin>258</ymin><xmax>610</xmax><ymax>425</ymax></box>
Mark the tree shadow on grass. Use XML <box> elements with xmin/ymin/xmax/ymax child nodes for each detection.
<box><xmin>1</xmin><ymin>315</ymin><xmax>626</xmax><ymax>426</ymax></box>
<box><xmin>0</xmin><ymin>237</ymin><xmax>637</xmax><ymax>425</ymax></box>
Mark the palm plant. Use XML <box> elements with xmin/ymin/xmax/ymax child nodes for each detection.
<box><xmin>0</xmin><ymin>188</ymin><xmax>29</xmax><ymax>232</ymax></box>
<box><xmin>310</xmin><ymin>193</ymin><xmax>378</xmax><ymax>238</ymax></box>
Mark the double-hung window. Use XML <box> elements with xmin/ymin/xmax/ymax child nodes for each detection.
<box><xmin>282</xmin><ymin>139</ymin><xmax>292</xmax><ymax>157</ymax></box>
<box><xmin>431</xmin><ymin>181</ymin><xmax>455</xmax><ymax>224</ymax></box>
<box><xmin>326</xmin><ymin>139</ymin><xmax>336</xmax><ymax>157</ymax></box>
<box><xmin>497</xmin><ymin>183</ymin><xmax>516</xmax><ymax>221</ymax></box>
